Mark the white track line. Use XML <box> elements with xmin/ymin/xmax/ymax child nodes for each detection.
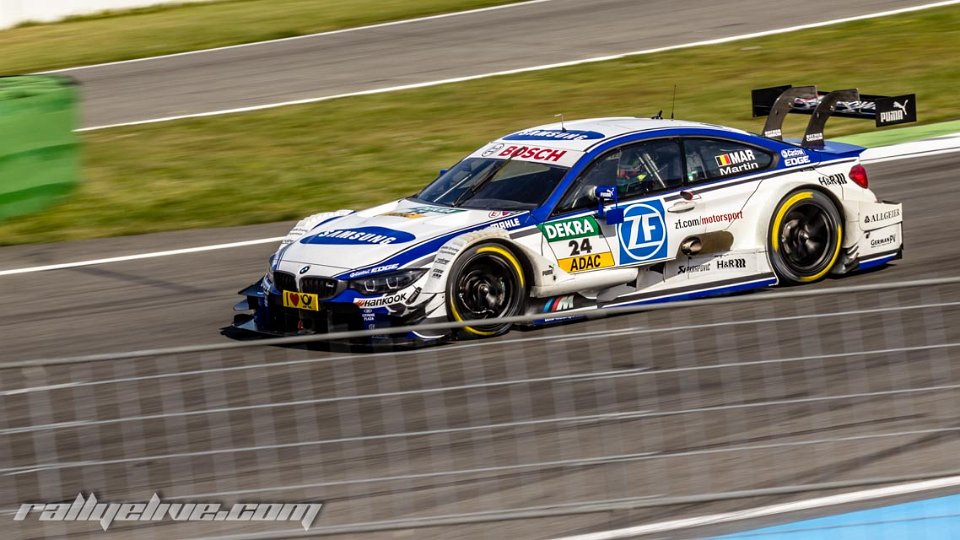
<box><xmin>75</xmin><ymin>0</ymin><xmax>960</xmax><ymax>132</ymax></box>
<box><xmin>0</xmin><ymin>382</ymin><xmax>81</xmax><ymax>395</ymax></box>
<box><xmin>0</xmin><ymin>236</ymin><xmax>283</xmax><ymax>276</ymax></box>
<box><xmin>554</xmin><ymin>476</ymin><xmax>960</xmax><ymax>539</ymax></box>
<box><xmin>39</xmin><ymin>0</ymin><xmax>558</xmax><ymax>74</ymax></box>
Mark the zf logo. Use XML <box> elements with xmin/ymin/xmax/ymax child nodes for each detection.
<box><xmin>618</xmin><ymin>200</ymin><xmax>668</xmax><ymax>263</ymax></box>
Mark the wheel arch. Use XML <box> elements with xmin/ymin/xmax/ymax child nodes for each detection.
<box><xmin>422</xmin><ymin>229</ymin><xmax>538</xmax><ymax>295</ymax></box>
<box><xmin>439</xmin><ymin>234</ymin><xmax>531</xmax><ymax>339</ymax></box>
<box><xmin>754</xmin><ymin>180</ymin><xmax>847</xmax><ymax>250</ymax></box>
<box><xmin>812</xmin><ymin>184</ymin><xmax>847</xmax><ymax>224</ymax></box>
<box><xmin>766</xmin><ymin>184</ymin><xmax>845</xmax><ymax>284</ymax></box>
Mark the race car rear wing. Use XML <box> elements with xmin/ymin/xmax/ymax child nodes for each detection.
<box><xmin>751</xmin><ymin>85</ymin><xmax>917</xmax><ymax>148</ymax></box>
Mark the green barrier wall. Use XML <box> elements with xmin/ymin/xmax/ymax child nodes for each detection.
<box><xmin>0</xmin><ymin>75</ymin><xmax>79</xmax><ymax>221</ymax></box>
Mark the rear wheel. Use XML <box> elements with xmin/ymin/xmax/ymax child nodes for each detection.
<box><xmin>768</xmin><ymin>190</ymin><xmax>842</xmax><ymax>284</ymax></box>
<box><xmin>446</xmin><ymin>243</ymin><xmax>526</xmax><ymax>338</ymax></box>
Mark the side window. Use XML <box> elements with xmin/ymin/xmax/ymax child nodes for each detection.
<box><xmin>555</xmin><ymin>139</ymin><xmax>683</xmax><ymax>213</ymax></box>
<box><xmin>683</xmin><ymin>138</ymin><xmax>773</xmax><ymax>182</ymax></box>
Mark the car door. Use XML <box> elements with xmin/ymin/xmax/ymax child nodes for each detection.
<box><xmin>680</xmin><ymin>137</ymin><xmax>774</xmax><ymax>238</ymax></box>
<box><xmin>545</xmin><ymin>138</ymin><xmax>696</xmax><ymax>273</ymax></box>
<box><xmin>670</xmin><ymin>137</ymin><xmax>776</xmax><ymax>278</ymax></box>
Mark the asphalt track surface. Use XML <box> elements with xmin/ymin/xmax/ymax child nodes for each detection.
<box><xmin>3</xmin><ymin>153</ymin><xmax>960</xmax><ymax>539</ymax></box>
<box><xmin>59</xmin><ymin>0</ymin><xmax>944</xmax><ymax>128</ymax></box>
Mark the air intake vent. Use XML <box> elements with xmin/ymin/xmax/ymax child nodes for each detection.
<box><xmin>273</xmin><ymin>271</ymin><xmax>296</xmax><ymax>292</ymax></box>
<box><xmin>301</xmin><ymin>277</ymin><xmax>340</xmax><ymax>300</ymax></box>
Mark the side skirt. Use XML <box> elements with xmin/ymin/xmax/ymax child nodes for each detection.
<box><xmin>523</xmin><ymin>273</ymin><xmax>778</xmax><ymax>326</ymax></box>
<box><xmin>602</xmin><ymin>274</ymin><xmax>779</xmax><ymax>307</ymax></box>
<box><xmin>857</xmin><ymin>249</ymin><xmax>901</xmax><ymax>272</ymax></box>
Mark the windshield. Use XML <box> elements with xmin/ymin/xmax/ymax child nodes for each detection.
<box><xmin>416</xmin><ymin>158</ymin><xmax>569</xmax><ymax>210</ymax></box>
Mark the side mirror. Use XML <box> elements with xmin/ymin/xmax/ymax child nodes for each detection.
<box><xmin>595</xmin><ymin>185</ymin><xmax>618</xmax><ymax>201</ymax></box>
<box><xmin>593</xmin><ymin>185</ymin><xmax>623</xmax><ymax>225</ymax></box>
<box><xmin>605</xmin><ymin>207</ymin><xmax>624</xmax><ymax>225</ymax></box>
<box><xmin>437</xmin><ymin>168</ymin><xmax>448</xmax><ymax>178</ymax></box>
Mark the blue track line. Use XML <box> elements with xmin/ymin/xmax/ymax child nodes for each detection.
<box><xmin>715</xmin><ymin>493</ymin><xmax>960</xmax><ymax>538</ymax></box>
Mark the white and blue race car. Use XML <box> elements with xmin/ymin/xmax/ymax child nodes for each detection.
<box><xmin>232</xmin><ymin>85</ymin><xmax>912</xmax><ymax>343</ymax></box>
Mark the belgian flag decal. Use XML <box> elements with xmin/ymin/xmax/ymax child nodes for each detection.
<box><xmin>715</xmin><ymin>153</ymin><xmax>733</xmax><ymax>167</ymax></box>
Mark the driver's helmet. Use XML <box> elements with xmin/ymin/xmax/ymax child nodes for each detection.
<box><xmin>617</xmin><ymin>153</ymin><xmax>646</xmax><ymax>181</ymax></box>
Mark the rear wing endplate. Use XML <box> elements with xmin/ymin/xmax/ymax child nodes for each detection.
<box><xmin>751</xmin><ymin>85</ymin><xmax>917</xmax><ymax>148</ymax></box>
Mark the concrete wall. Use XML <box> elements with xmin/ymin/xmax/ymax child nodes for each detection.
<box><xmin>0</xmin><ymin>0</ymin><xmax>210</xmax><ymax>29</ymax></box>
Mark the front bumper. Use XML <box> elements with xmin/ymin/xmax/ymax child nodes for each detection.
<box><xmin>229</xmin><ymin>281</ymin><xmax>447</xmax><ymax>344</ymax></box>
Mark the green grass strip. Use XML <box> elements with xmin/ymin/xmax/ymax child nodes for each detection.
<box><xmin>0</xmin><ymin>183</ymin><xmax>76</xmax><ymax>221</ymax></box>
<box><xmin>0</xmin><ymin>5</ymin><xmax>958</xmax><ymax>245</ymax></box>
<box><xmin>0</xmin><ymin>0</ymin><xmax>525</xmax><ymax>74</ymax></box>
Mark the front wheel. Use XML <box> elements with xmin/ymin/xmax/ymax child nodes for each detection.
<box><xmin>768</xmin><ymin>190</ymin><xmax>843</xmax><ymax>284</ymax></box>
<box><xmin>446</xmin><ymin>243</ymin><xmax>526</xmax><ymax>338</ymax></box>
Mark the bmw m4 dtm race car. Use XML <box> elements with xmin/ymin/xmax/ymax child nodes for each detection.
<box><xmin>232</xmin><ymin>85</ymin><xmax>913</xmax><ymax>343</ymax></box>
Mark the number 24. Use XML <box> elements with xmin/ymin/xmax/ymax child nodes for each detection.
<box><xmin>568</xmin><ymin>238</ymin><xmax>593</xmax><ymax>256</ymax></box>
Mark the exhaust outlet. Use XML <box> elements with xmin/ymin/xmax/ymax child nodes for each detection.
<box><xmin>680</xmin><ymin>237</ymin><xmax>702</xmax><ymax>256</ymax></box>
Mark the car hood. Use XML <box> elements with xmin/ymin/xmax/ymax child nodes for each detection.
<box><xmin>277</xmin><ymin>199</ymin><xmax>524</xmax><ymax>275</ymax></box>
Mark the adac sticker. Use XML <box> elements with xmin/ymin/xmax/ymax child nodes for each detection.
<box><xmin>618</xmin><ymin>200</ymin><xmax>668</xmax><ymax>264</ymax></box>
<box><xmin>558</xmin><ymin>252</ymin><xmax>614</xmax><ymax>273</ymax></box>
<box><xmin>301</xmin><ymin>227</ymin><xmax>415</xmax><ymax>245</ymax></box>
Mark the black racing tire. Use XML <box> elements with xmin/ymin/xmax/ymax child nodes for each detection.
<box><xmin>768</xmin><ymin>189</ymin><xmax>843</xmax><ymax>284</ymax></box>
<box><xmin>446</xmin><ymin>243</ymin><xmax>526</xmax><ymax>339</ymax></box>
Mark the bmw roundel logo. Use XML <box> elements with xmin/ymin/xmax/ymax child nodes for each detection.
<box><xmin>299</xmin><ymin>265</ymin><xmax>311</xmax><ymax>274</ymax></box>
<box><xmin>482</xmin><ymin>143</ymin><xmax>504</xmax><ymax>157</ymax></box>
<box><xmin>618</xmin><ymin>201</ymin><xmax>668</xmax><ymax>263</ymax></box>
